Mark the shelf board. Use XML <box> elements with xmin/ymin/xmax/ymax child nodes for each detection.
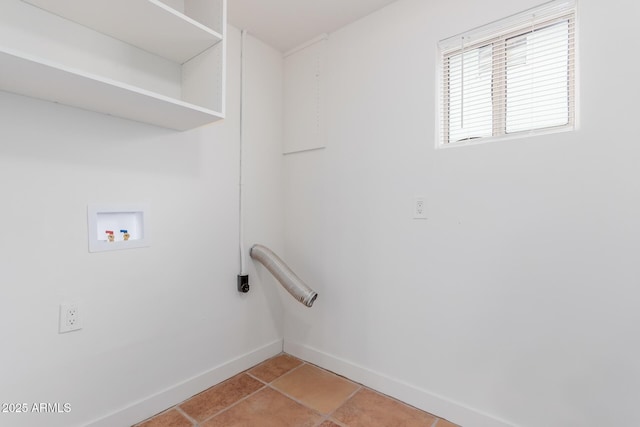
<box><xmin>0</xmin><ymin>47</ymin><xmax>223</xmax><ymax>130</ymax></box>
<box><xmin>21</xmin><ymin>0</ymin><xmax>222</xmax><ymax>63</ymax></box>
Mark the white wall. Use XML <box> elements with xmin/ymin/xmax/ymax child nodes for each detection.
<box><xmin>0</xmin><ymin>9</ymin><xmax>284</xmax><ymax>427</ymax></box>
<box><xmin>283</xmin><ymin>0</ymin><xmax>640</xmax><ymax>426</ymax></box>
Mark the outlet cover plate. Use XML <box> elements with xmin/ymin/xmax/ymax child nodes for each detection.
<box><xmin>413</xmin><ymin>197</ymin><xmax>427</xmax><ymax>219</ymax></box>
<box><xmin>59</xmin><ymin>303</ymin><xmax>82</xmax><ymax>333</ymax></box>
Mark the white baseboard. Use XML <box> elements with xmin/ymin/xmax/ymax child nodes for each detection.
<box><xmin>284</xmin><ymin>341</ymin><xmax>517</xmax><ymax>427</ymax></box>
<box><xmin>85</xmin><ymin>339</ymin><xmax>283</xmax><ymax>427</ymax></box>
<box><xmin>84</xmin><ymin>338</ymin><xmax>516</xmax><ymax>427</ymax></box>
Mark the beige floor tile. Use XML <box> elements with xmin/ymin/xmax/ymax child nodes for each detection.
<box><xmin>248</xmin><ymin>353</ymin><xmax>304</xmax><ymax>383</ymax></box>
<box><xmin>332</xmin><ymin>388</ymin><xmax>436</xmax><ymax>427</ymax></box>
<box><xmin>436</xmin><ymin>419</ymin><xmax>460</xmax><ymax>427</ymax></box>
<box><xmin>132</xmin><ymin>354</ymin><xmax>462</xmax><ymax>427</ymax></box>
<box><xmin>271</xmin><ymin>364</ymin><xmax>359</xmax><ymax>414</ymax></box>
<box><xmin>178</xmin><ymin>373</ymin><xmax>263</xmax><ymax>422</ymax></box>
<box><xmin>134</xmin><ymin>408</ymin><xmax>193</xmax><ymax>427</ymax></box>
<box><xmin>201</xmin><ymin>387</ymin><xmax>322</xmax><ymax>427</ymax></box>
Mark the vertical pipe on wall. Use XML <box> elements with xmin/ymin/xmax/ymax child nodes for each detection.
<box><xmin>238</xmin><ymin>29</ymin><xmax>247</xmax><ymax>276</ymax></box>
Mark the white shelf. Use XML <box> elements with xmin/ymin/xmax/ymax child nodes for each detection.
<box><xmin>21</xmin><ymin>0</ymin><xmax>222</xmax><ymax>64</ymax></box>
<box><xmin>0</xmin><ymin>47</ymin><xmax>223</xmax><ymax>130</ymax></box>
<box><xmin>4</xmin><ymin>0</ymin><xmax>226</xmax><ymax>130</ymax></box>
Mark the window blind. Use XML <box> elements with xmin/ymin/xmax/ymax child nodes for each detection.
<box><xmin>438</xmin><ymin>0</ymin><xmax>576</xmax><ymax>145</ymax></box>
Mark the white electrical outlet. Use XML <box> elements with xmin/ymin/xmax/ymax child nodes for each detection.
<box><xmin>413</xmin><ymin>197</ymin><xmax>427</xmax><ymax>219</ymax></box>
<box><xmin>59</xmin><ymin>303</ymin><xmax>82</xmax><ymax>333</ymax></box>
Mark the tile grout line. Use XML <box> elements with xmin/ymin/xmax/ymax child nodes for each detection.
<box><xmin>313</xmin><ymin>414</ymin><xmax>349</xmax><ymax>427</ymax></box>
<box><xmin>312</xmin><ymin>416</ymin><xmax>330</xmax><ymax>427</ymax></box>
<box><xmin>284</xmin><ymin>360</ymin><xmax>309</xmax><ymax>376</ymax></box>
<box><xmin>267</xmin><ymin>363</ymin><xmax>364</xmax><ymax>420</ymax></box>
<box><xmin>264</xmin><ymin>383</ymin><xmax>327</xmax><ymax>417</ymax></box>
<box><xmin>361</xmin><ymin>383</ymin><xmax>441</xmax><ymax>421</ymax></box>
<box><xmin>133</xmin><ymin>405</ymin><xmax>196</xmax><ymax>427</ymax></box>
<box><xmin>138</xmin><ymin>366</ymin><xmax>273</xmax><ymax>427</ymax></box>
<box><xmin>284</xmin><ymin>360</ymin><xmax>434</xmax><ymax>426</ymax></box>
<box><xmin>293</xmin><ymin>356</ymin><xmax>427</xmax><ymax>423</ymax></box>
<box><xmin>174</xmin><ymin>406</ymin><xmax>198</xmax><ymax>426</ymax></box>
<box><xmin>248</xmin><ymin>359</ymin><xmax>331</xmax><ymax>425</ymax></box>
<box><xmin>301</xmin><ymin>359</ymin><xmax>364</xmax><ymax>385</ymax></box>
<box><xmin>136</xmin><ymin>353</ymin><xmax>453</xmax><ymax>427</ymax></box>
<box><xmin>244</xmin><ymin>358</ymin><xmax>306</xmax><ymax>387</ymax></box>
<box><xmin>195</xmin><ymin>381</ymin><xmax>269</xmax><ymax>425</ymax></box>
<box><xmin>245</xmin><ymin>371</ymin><xmax>271</xmax><ymax>386</ymax></box>
<box><xmin>178</xmin><ymin>354</ymin><xmax>305</xmax><ymax>425</ymax></box>
<box><xmin>195</xmin><ymin>358</ymin><xmax>310</xmax><ymax>425</ymax></box>
<box><xmin>326</xmin><ymin>383</ymin><xmax>363</xmax><ymax>420</ymax></box>
<box><xmin>322</xmin><ymin>384</ymin><xmax>363</xmax><ymax>427</ymax></box>
<box><xmin>263</xmin><ymin>381</ymin><xmax>363</xmax><ymax>425</ymax></box>
<box><xmin>245</xmin><ymin>357</ymin><xmax>307</xmax><ymax>385</ymax></box>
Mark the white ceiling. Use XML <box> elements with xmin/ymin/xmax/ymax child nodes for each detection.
<box><xmin>227</xmin><ymin>0</ymin><xmax>399</xmax><ymax>52</ymax></box>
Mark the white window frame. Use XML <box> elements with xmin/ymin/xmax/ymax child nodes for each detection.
<box><xmin>437</xmin><ymin>0</ymin><xmax>577</xmax><ymax>148</ymax></box>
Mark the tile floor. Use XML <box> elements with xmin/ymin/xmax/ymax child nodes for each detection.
<box><xmin>134</xmin><ymin>353</ymin><xmax>460</xmax><ymax>427</ymax></box>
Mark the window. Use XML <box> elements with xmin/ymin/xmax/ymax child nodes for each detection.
<box><xmin>438</xmin><ymin>0</ymin><xmax>576</xmax><ymax>146</ymax></box>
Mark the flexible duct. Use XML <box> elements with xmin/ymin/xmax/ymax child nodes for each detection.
<box><xmin>250</xmin><ymin>244</ymin><xmax>318</xmax><ymax>307</ymax></box>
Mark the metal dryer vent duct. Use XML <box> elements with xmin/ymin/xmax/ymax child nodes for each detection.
<box><xmin>250</xmin><ymin>244</ymin><xmax>318</xmax><ymax>307</ymax></box>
